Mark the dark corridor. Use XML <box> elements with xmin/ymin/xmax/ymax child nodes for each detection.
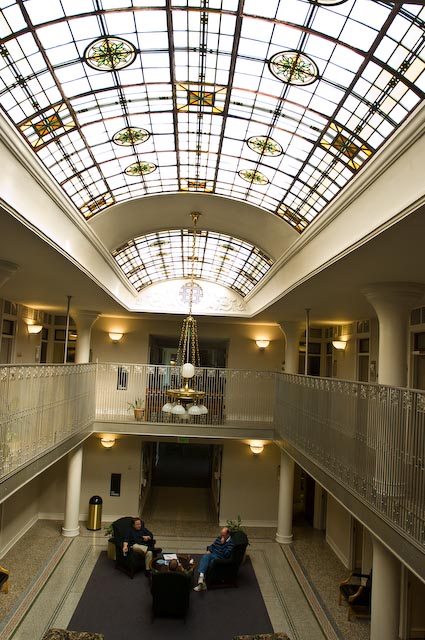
<box><xmin>152</xmin><ymin>442</ymin><xmax>213</xmax><ymax>488</ymax></box>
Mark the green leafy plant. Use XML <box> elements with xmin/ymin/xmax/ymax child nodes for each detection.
<box><xmin>226</xmin><ymin>515</ymin><xmax>243</xmax><ymax>532</ymax></box>
<box><xmin>103</xmin><ymin>523</ymin><xmax>113</xmax><ymax>537</ymax></box>
<box><xmin>127</xmin><ymin>398</ymin><xmax>144</xmax><ymax>410</ymax></box>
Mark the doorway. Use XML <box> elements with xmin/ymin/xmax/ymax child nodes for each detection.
<box><xmin>152</xmin><ymin>442</ymin><xmax>213</xmax><ymax>487</ymax></box>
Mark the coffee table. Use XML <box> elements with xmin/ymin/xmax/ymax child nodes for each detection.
<box><xmin>151</xmin><ymin>553</ymin><xmax>195</xmax><ymax>574</ymax></box>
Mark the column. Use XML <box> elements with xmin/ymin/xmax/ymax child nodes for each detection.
<box><xmin>279</xmin><ymin>321</ymin><xmax>303</xmax><ymax>374</ymax></box>
<box><xmin>276</xmin><ymin>448</ymin><xmax>295</xmax><ymax>544</ymax></box>
<box><xmin>362</xmin><ymin>282</ymin><xmax>425</xmax><ymax>387</ymax></box>
<box><xmin>73</xmin><ymin>310</ymin><xmax>100</xmax><ymax>364</ymax></box>
<box><xmin>370</xmin><ymin>537</ymin><xmax>401</xmax><ymax>640</ymax></box>
<box><xmin>62</xmin><ymin>446</ymin><xmax>83</xmax><ymax>537</ymax></box>
<box><xmin>0</xmin><ymin>259</ymin><xmax>18</xmax><ymax>290</ymax></box>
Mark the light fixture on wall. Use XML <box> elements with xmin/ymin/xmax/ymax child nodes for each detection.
<box><xmin>332</xmin><ymin>340</ymin><xmax>347</xmax><ymax>350</ymax></box>
<box><xmin>100</xmin><ymin>436</ymin><xmax>116</xmax><ymax>448</ymax></box>
<box><xmin>27</xmin><ymin>324</ymin><xmax>43</xmax><ymax>334</ymax></box>
<box><xmin>255</xmin><ymin>339</ymin><xmax>270</xmax><ymax>350</ymax></box>
<box><xmin>162</xmin><ymin>212</ymin><xmax>207</xmax><ymax>417</ymax></box>
<box><xmin>109</xmin><ymin>332</ymin><xmax>123</xmax><ymax>343</ymax></box>
<box><xmin>249</xmin><ymin>441</ymin><xmax>264</xmax><ymax>455</ymax></box>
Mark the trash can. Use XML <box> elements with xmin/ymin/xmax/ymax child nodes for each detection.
<box><xmin>87</xmin><ymin>495</ymin><xmax>103</xmax><ymax>531</ymax></box>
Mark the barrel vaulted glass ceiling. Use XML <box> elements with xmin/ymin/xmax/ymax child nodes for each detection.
<box><xmin>0</xmin><ymin>0</ymin><xmax>424</xmax><ymax>237</ymax></box>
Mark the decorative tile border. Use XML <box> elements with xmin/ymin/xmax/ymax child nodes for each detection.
<box><xmin>0</xmin><ymin>538</ymin><xmax>73</xmax><ymax>640</ymax></box>
<box><xmin>280</xmin><ymin>544</ymin><xmax>343</xmax><ymax>640</ymax></box>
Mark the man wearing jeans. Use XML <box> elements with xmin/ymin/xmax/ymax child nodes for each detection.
<box><xmin>122</xmin><ymin>517</ymin><xmax>154</xmax><ymax>576</ymax></box>
<box><xmin>194</xmin><ymin>527</ymin><xmax>234</xmax><ymax>591</ymax></box>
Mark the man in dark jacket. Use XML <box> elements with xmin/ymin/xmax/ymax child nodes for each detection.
<box><xmin>122</xmin><ymin>517</ymin><xmax>154</xmax><ymax>575</ymax></box>
<box><xmin>194</xmin><ymin>527</ymin><xmax>233</xmax><ymax>591</ymax></box>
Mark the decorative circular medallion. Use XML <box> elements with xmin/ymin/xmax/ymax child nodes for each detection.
<box><xmin>309</xmin><ymin>0</ymin><xmax>347</xmax><ymax>5</ymax></box>
<box><xmin>113</xmin><ymin>127</ymin><xmax>150</xmax><ymax>146</ymax></box>
<box><xmin>238</xmin><ymin>169</ymin><xmax>269</xmax><ymax>185</ymax></box>
<box><xmin>84</xmin><ymin>37</ymin><xmax>136</xmax><ymax>71</ymax></box>
<box><xmin>247</xmin><ymin>136</ymin><xmax>283</xmax><ymax>157</ymax></box>
<box><xmin>180</xmin><ymin>282</ymin><xmax>203</xmax><ymax>305</ymax></box>
<box><xmin>268</xmin><ymin>51</ymin><xmax>318</xmax><ymax>85</ymax></box>
<box><xmin>125</xmin><ymin>161</ymin><xmax>157</xmax><ymax>176</ymax></box>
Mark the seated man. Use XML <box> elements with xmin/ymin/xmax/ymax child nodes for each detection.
<box><xmin>193</xmin><ymin>526</ymin><xmax>233</xmax><ymax>591</ymax></box>
<box><xmin>168</xmin><ymin>558</ymin><xmax>184</xmax><ymax>572</ymax></box>
<box><xmin>122</xmin><ymin>517</ymin><xmax>155</xmax><ymax>576</ymax></box>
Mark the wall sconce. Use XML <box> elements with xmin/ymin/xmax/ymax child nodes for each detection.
<box><xmin>109</xmin><ymin>332</ymin><xmax>123</xmax><ymax>343</ymax></box>
<box><xmin>101</xmin><ymin>436</ymin><xmax>116</xmax><ymax>449</ymax></box>
<box><xmin>27</xmin><ymin>324</ymin><xmax>43</xmax><ymax>335</ymax></box>
<box><xmin>332</xmin><ymin>340</ymin><xmax>347</xmax><ymax>350</ymax></box>
<box><xmin>249</xmin><ymin>441</ymin><xmax>264</xmax><ymax>455</ymax></box>
<box><xmin>255</xmin><ymin>339</ymin><xmax>270</xmax><ymax>350</ymax></box>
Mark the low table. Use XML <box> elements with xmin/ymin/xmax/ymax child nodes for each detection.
<box><xmin>151</xmin><ymin>553</ymin><xmax>195</xmax><ymax>574</ymax></box>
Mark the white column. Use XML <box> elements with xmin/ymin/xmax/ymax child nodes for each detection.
<box><xmin>279</xmin><ymin>321</ymin><xmax>303</xmax><ymax>374</ymax></box>
<box><xmin>73</xmin><ymin>310</ymin><xmax>100</xmax><ymax>364</ymax></box>
<box><xmin>62</xmin><ymin>446</ymin><xmax>83</xmax><ymax>537</ymax></box>
<box><xmin>370</xmin><ymin>537</ymin><xmax>401</xmax><ymax>640</ymax></box>
<box><xmin>0</xmin><ymin>259</ymin><xmax>18</xmax><ymax>290</ymax></box>
<box><xmin>276</xmin><ymin>448</ymin><xmax>295</xmax><ymax>544</ymax></box>
<box><xmin>363</xmin><ymin>283</ymin><xmax>425</xmax><ymax>387</ymax></box>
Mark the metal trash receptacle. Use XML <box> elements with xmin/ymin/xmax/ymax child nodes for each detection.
<box><xmin>87</xmin><ymin>495</ymin><xmax>103</xmax><ymax>531</ymax></box>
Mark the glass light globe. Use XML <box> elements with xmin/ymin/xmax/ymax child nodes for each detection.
<box><xmin>162</xmin><ymin>402</ymin><xmax>174</xmax><ymax>413</ymax></box>
<box><xmin>171</xmin><ymin>403</ymin><xmax>187</xmax><ymax>415</ymax></box>
<box><xmin>188</xmin><ymin>404</ymin><xmax>202</xmax><ymax>415</ymax></box>
<box><xmin>181</xmin><ymin>362</ymin><xmax>195</xmax><ymax>379</ymax></box>
<box><xmin>199</xmin><ymin>404</ymin><xmax>208</xmax><ymax>414</ymax></box>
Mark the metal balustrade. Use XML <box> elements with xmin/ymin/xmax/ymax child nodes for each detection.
<box><xmin>275</xmin><ymin>373</ymin><xmax>425</xmax><ymax>548</ymax></box>
<box><xmin>1</xmin><ymin>362</ymin><xmax>425</xmax><ymax>555</ymax></box>
<box><xmin>95</xmin><ymin>363</ymin><xmax>277</xmax><ymax>426</ymax></box>
<box><xmin>0</xmin><ymin>363</ymin><xmax>96</xmax><ymax>480</ymax></box>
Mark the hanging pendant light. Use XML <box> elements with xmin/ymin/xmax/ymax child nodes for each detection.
<box><xmin>162</xmin><ymin>212</ymin><xmax>207</xmax><ymax>417</ymax></box>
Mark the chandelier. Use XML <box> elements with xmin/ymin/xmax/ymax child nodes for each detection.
<box><xmin>162</xmin><ymin>212</ymin><xmax>208</xmax><ymax>417</ymax></box>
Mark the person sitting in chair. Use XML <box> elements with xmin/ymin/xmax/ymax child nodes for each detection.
<box><xmin>168</xmin><ymin>558</ymin><xmax>184</xmax><ymax>572</ymax></box>
<box><xmin>122</xmin><ymin>517</ymin><xmax>155</xmax><ymax>576</ymax></box>
<box><xmin>194</xmin><ymin>527</ymin><xmax>233</xmax><ymax>591</ymax></box>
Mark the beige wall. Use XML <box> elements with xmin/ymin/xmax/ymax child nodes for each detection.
<box><xmin>219</xmin><ymin>440</ymin><xmax>280</xmax><ymax>526</ymax></box>
<box><xmin>90</xmin><ymin>316</ymin><xmax>284</xmax><ymax>371</ymax></box>
<box><xmin>325</xmin><ymin>495</ymin><xmax>352</xmax><ymax>568</ymax></box>
<box><xmin>0</xmin><ymin>478</ymin><xmax>40</xmax><ymax>556</ymax></box>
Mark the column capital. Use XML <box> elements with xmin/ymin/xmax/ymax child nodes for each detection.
<box><xmin>72</xmin><ymin>309</ymin><xmax>101</xmax><ymax>329</ymax></box>
<box><xmin>362</xmin><ymin>282</ymin><xmax>425</xmax><ymax>311</ymax></box>
<box><xmin>0</xmin><ymin>259</ymin><xmax>19</xmax><ymax>289</ymax></box>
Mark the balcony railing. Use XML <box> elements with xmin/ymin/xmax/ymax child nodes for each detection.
<box><xmin>0</xmin><ymin>363</ymin><xmax>96</xmax><ymax>480</ymax></box>
<box><xmin>275</xmin><ymin>373</ymin><xmax>425</xmax><ymax>549</ymax></box>
<box><xmin>95</xmin><ymin>363</ymin><xmax>277</xmax><ymax>426</ymax></box>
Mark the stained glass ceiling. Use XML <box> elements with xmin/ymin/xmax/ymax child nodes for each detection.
<box><xmin>0</xmin><ymin>0</ymin><xmax>424</xmax><ymax>235</ymax></box>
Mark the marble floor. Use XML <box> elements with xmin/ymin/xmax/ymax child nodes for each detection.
<box><xmin>0</xmin><ymin>488</ymin><xmax>371</xmax><ymax>640</ymax></box>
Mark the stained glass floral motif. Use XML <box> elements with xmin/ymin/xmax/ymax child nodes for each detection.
<box><xmin>277</xmin><ymin>206</ymin><xmax>309</xmax><ymax>233</ymax></box>
<box><xmin>181</xmin><ymin>179</ymin><xmax>213</xmax><ymax>191</ymax></box>
<box><xmin>125</xmin><ymin>161</ymin><xmax>157</xmax><ymax>176</ymax></box>
<box><xmin>176</xmin><ymin>83</ymin><xmax>226</xmax><ymax>113</ymax></box>
<box><xmin>84</xmin><ymin>37</ymin><xmax>136</xmax><ymax>71</ymax></box>
<box><xmin>269</xmin><ymin>51</ymin><xmax>318</xmax><ymax>86</ymax></box>
<box><xmin>238</xmin><ymin>170</ymin><xmax>269</xmax><ymax>185</ymax></box>
<box><xmin>81</xmin><ymin>193</ymin><xmax>115</xmax><ymax>219</ymax></box>
<box><xmin>247</xmin><ymin>136</ymin><xmax>283</xmax><ymax>157</ymax></box>
<box><xmin>113</xmin><ymin>127</ymin><xmax>150</xmax><ymax>146</ymax></box>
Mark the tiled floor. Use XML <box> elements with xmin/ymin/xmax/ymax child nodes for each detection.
<box><xmin>0</xmin><ymin>488</ymin><xmax>371</xmax><ymax>640</ymax></box>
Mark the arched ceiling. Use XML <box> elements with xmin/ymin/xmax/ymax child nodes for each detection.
<box><xmin>0</xmin><ymin>0</ymin><xmax>424</xmax><ymax>235</ymax></box>
<box><xmin>0</xmin><ymin>0</ymin><xmax>424</xmax><ymax>307</ymax></box>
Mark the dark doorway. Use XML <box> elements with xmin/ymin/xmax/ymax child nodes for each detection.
<box><xmin>152</xmin><ymin>442</ymin><xmax>213</xmax><ymax>487</ymax></box>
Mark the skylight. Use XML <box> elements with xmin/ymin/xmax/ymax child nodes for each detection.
<box><xmin>0</xmin><ymin>1</ymin><xmax>424</xmax><ymax>231</ymax></box>
<box><xmin>112</xmin><ymin>229</ymin><xmax>274</xmax><ymax>296</ymax></box>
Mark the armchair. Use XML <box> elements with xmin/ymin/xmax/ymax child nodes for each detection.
<box><xmin>112</xmin><ymin>516</ymin><xmax>157</xmax><ymax>578</ymax></box>
<box><xmin>151</xmin><ymin>570</ymin><xmax>192</xmax><ymax>620</ymax></box>
<box><xmin>205</xmin><ymin>530</ymin><xmax>249</xmax><ymax>588</ymax></box>
<box><xmin>339</xmin><ymin>571</ymin><xmax>372</xmax><ymax>620</ymax></box>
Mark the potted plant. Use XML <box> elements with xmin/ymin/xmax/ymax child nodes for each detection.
<box><xmin>226</xmin><ymin>515</ymin><xmax>248</xmax><ymax>563</ymax></box>
<box><xmin>127</xmin><ymin>398</ymin><xmax>145</xmax><ymax>421</ymax></box>
<box><xmin>104</xmin><ymin>523</ymin><xmax>116</xmax><ymax>560</ymax></box>
<box><xmin>226</xmin><ymin>515</ymin><xmax>244</xmax><ymax>533</ymax></box>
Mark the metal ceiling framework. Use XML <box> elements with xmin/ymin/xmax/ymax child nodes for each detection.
<box><xmin>0</xmin><ymin>0</ymin><xmax>424</xmax><ymax>292</ymax></box>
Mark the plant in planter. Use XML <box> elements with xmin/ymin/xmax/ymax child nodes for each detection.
<box><xmin>226</xmin><ymin>514</ymin><xmax>244</xmax><ymax>533</ymax></box>
<box><xmin>127</xmin><ymin>398</ymin><xmax>145</xmax><ymax>421</ymax></box>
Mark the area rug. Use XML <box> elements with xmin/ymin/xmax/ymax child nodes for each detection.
<box><xmin>68</xmin><ymin>552</ymin><xmax>274</xmax><ymax>640</ymax></box>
